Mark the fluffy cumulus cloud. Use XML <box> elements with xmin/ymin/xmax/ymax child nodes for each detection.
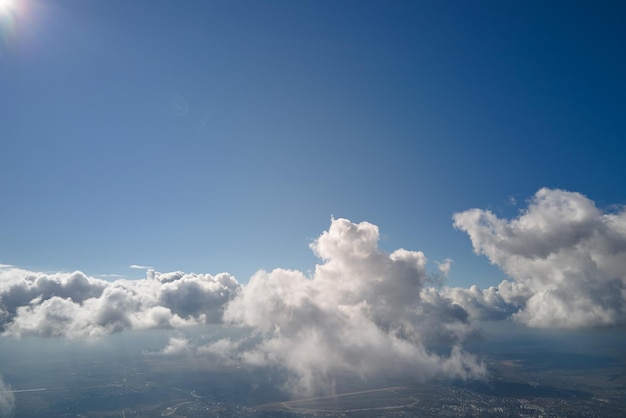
<box><xmin>220</xmin><ymin>218</ymin><xmax>485</xmax><ymax>395</ymax></box>
<box><xmin>4</xmin><ymin>190</ymin><xmax>622</xmax><ymax>396</ymax></box>
<box><xmin>453</xmin><ymin>188</ymin><xmax>626</xmax><ymax>328</ymax></box>
<box><xmin>0</xmin><ymin>267</ymin><xmax>240</xmax><ymax>338</ymax></box>
<box><xmin>0</xmin><ymin>219</ymin><xmax>488</xmax><ymax>396</ymax></box>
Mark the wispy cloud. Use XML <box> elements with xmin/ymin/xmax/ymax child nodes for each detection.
<box><xmin>129</xmin><ymin>264</ymin><xmax>152</xmax><ymax>270</ymax></box>
<box><xmin>162</xmin><ymin>89</ymin><xmax>189</xmax><ymax>117</ymax></box>
<box><xmin>198</xmin><ymin>109</ymin><xmax>210</xmax><ymax>130</ymax></box>
<box><xmin>97</xmin><ymin>273</ymin><xmax>126</xmax><ymax>278</ymax></box>
<box><xmin>0</xmin><ymin>375</ymin><xmax>15</xmax><ymax>417</ymax></box>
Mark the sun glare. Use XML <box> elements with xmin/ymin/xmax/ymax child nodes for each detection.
<box><xmin>0</xmin><ymin>0</ymin><xmax>22</xmax><ymax>36</ymax></box>
<box><xmin>0</xmin><ymin>0</ymin><xmax>15</xmax><ymax>14</ymax></box>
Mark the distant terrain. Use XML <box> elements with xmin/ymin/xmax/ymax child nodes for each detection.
<box><xmin>1</xmin><ymin>326</ymin><xmax>624</xmax><ymax>417</ymax></box>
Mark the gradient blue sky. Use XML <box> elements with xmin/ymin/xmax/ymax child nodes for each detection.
<box><xmin>1</xmin><ymin>0</ymin><xmax>624</xmax><ymax>287</ymax></box>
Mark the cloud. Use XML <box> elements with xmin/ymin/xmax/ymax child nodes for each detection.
<box><xmin>97</xmin><ymin>274</ymin><xmax>126</xmax><ymax>278</ymax></box>
<box><xmin>0</xmin><ymin>218</ymin><xmax>499</xmax><ymax>395</ymax></box>
<box><xmin>221</xmin><ymin>218</ymin><xmax>485</xmax><ymax>395</ymax></box>
<box><xmin>453</xmin><ymin>188</ymin><xmax>626</xmax><ymax>328</ymax></box>
<box><xmin>436</xmin><ymin>258</ymin><xmax>453</xmax><ymax>277</ymax></box>
<box><xmin>0</xmin><ymin>375</ymin><xmax>15</xmax><ymax>418</ymax></box>
<box><xmin>159</xmin><ymin>336</ymin><xmax>191</xmax><ymax>356</ymax></box>
<box><xmin>0</xmin><ymin>269</ymin><xmax>108</xmax><ymax>333</ymax></box>
<box><xmin>129</xmin><ymin>264</ymin><xmax>152</xmax><ymax>270</ymax></box>
<box><xmin>197</xmin><ymin>337</ymin><xmax>244</xmax><ymax>359</ymax></box>
<box><xmin>3</xmin><ymin>191</ymin><xmax>624</xmax><ymax>396</ymax></box>
<box><xmin>0</xmin><ymin>267</ymin><xmax>240</xmax><ymax>338</ymax></box>
<box><xmin>440</xmin><ymin>283</ymin><xmax>527</xmax><ymax>322</ymax></box>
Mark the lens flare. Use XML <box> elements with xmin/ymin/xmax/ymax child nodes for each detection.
<box><xmin>0</xmin><ymin>0</ymin><xmax>16</xmax><ymax>15</ymax></box>
<box><xmin>0</xmin><ymin>0</ymin><xmax>18</xmax><ymax>44</ymax></box>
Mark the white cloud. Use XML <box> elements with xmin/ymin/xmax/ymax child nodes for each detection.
<box><xmin>441</xmin><ymin>283</ymin><xmax>527</xmax><ymax>322</ymax></box>
<box><xmin>10</xmin><ymin>194</ymin><xmax>623</xmax><ymax>396</ymax></box>
<box><xmin>129</xmin><ymin>264</ymin><xmax>152</xmax><ymax>270</ymax></box>
<box><xmin>0</xmin><ymin>267</ymin><xmax>240</xmax><ymax>338</ymax></box>
<box><xmin>436</xmin><ymin>258</ymin><xmax>453</xmax><ymax>277</ymax></box>
<box><xmin>160</xmin><ymin>336</ymin><xmax>191</xmax><ymax>356</ymax></box>
<box><xmin>97</xmin><ymin>273</ymin><xmax>126</xmax><ymax>278</ymax></box>
<box><xmin>222</xmin><ymin>218</ymin><xmax>485</xmax><ymax>396</ymax></box>
<box><xmin>197</xmin><ymin>337</ymin><xmax>243</xmax><ymax>359</ymax></box>
<box><xmin>453</xmin><ymin>188</ymin><xmax>626</xmax><ymax>328</ymax></box>
<box><xmin>1</xmin><ymin>188</ymin><xmax>623</xmax><ymax>400</ymax></box>
<box><xmin>157</xmin><ymin>272</ymin><xmax>239</xmax><ymax>323</ymax></box>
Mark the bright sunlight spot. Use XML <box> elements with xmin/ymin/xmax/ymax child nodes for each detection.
<box><xmin>0</xmin><ymin>0</ymin><xmax>15</xmax><ymax>14</ymax></box>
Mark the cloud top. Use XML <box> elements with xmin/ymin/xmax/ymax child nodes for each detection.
<box><xmin>222</xmin><ymin>218</ymin><xmax>485</xmax><ymax>395</ymax></box>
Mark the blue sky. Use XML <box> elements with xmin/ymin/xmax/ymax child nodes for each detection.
<box><xmin>1</xmin><ymin>0</ymin><xmax>624</xmax><ymax>288</ymax></box>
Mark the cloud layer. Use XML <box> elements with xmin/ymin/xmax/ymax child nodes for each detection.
<box><xmin>1</xmin><ymin>188</ymin><xmax>624</xmax><ymax>395</ymax></box>
<box><xmin>0</xmin><ymin>219</ymin><xmax>486</xmax><ymax>396</ymax></box>
<box><xmin>452</xmin><ymin>188</ymin><xmax>626</xmax><ymax>328</ymax></box>
<box><xmin>0</xmin><ymin>268</ymin><xmax>240</xmax><ymax>338</ymax></box>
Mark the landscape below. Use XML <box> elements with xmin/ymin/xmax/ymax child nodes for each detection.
<box><xmin>1</xmin><ymin>325</ymin><xmax>624</xmax><ymax>417</ymax></box>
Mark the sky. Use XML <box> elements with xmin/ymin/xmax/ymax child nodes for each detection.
<box><xmin>1</xmin><ymin>0</ymin><xmax>626</xmax><ymax>404</ymax></box>
<box><xmin>1</xmin><ymin>0</ymin><xmax>625</xmax><ymax>287</ymax></box>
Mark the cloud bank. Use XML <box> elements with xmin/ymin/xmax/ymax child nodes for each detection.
<box><xmin>1</xmin><ymin>188</ymin><xmax>623</xmax><ymax>394</ymax></box>
<box><xmin>452</xmin><ymin>188</ymin><xmax>626</xmax><ymax>328</ymax></box>
<box><xmin>0</xmin><ymin>219</ymin><xmax>486</xmax><ymax>396</ymax></box>
<box><xmin>0</xmin><ymin>268</ymin><xmax>240</xmax><ymax>338</ymax></box>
